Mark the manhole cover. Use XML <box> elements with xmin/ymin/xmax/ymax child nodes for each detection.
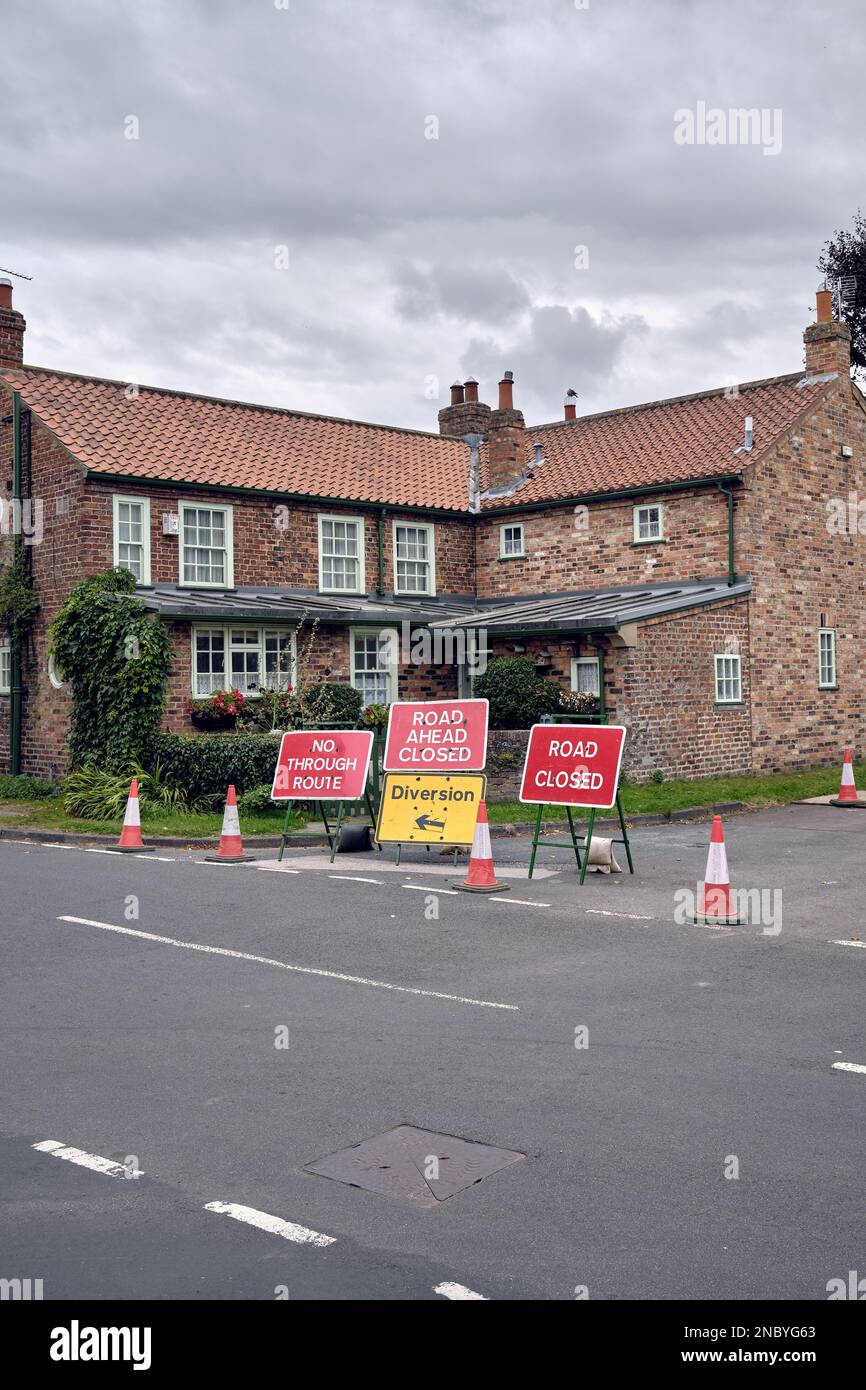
<box><xmin>303</xmin><ymin>1125</ymin><xmax>524</xmax><ymax>1208</ymax></box>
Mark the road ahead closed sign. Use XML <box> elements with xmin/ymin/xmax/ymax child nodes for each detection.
<box><xmin>383</xmin><ymin>699</ymin><xmax>489</xmax><ymax>771</ymax></box>
<box><xmin>271</xmin><ymin>730</ymin><xmax>374</xmax><ymax>801</ymax></box>
<box><xmin>376</xmin><ymin>772</ymin><xmax>487</xmax><ymax>844</ymax></box>
<box><xmin>519</xmin><ymin>724</ymin><xmax>626</xmax><ymax>808</ymax></box>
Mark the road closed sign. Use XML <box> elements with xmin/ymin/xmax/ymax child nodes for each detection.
<box><xmin>271</xmin><ymin>729</ymin><xmax>374</xmax><ymax>801</ymax></box>
<box><xmin>383</xmin><ymin>699</ymin><xmax>489</xmax><ymax>771</ymax></box>
<box><xmin>376</xmin><ymin>772</ymin><xmax>487</xmax><ymax>844</ymax></box>
<box><xmin>519</xmin><ymin>724</ymin><xmax>626</xmax><ymax>808</ymax></box>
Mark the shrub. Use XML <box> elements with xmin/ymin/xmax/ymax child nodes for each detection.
<box><xmin>50</xmin><ymin>568</ymin><xmax>172</xmax><ymax>772</ymax></box>
<box><xmin>151</xmin><ymin>732</ymin><xmax>281</xmax><ymax>799</ymax></box>
<box><xmin>237</xmin><ymin>688</ymin><xmax>302</xmax><ymax>734</ymax></box>
<box><xmin>361</xmin><ymin>703</ymin><xmax>389</xmax><ymax>730</ymax></box>
<box><xmin>0</xmin><ymin>774</ymin><xmax>59</xmax><ymax>801</ymax></box>
<box><xmin>237</xmin><ymin>783</ymin><xmax>278</xmax><ymax>815</ymax></box>
<box><xmin>557</xmin><ymin>689</ymin><xmax>600</xmax><ymax>718</ymax></box>
<box><xmin>63</xmin><ymin>762</ymin><xmax>186</xmax><ymax>820</ymax></box>
<box><xmin>473</xmin><ymin>656</ymin><xmax>567</xmax><ymax>729</ymax></box>
<box><xmin>300</xmin><ymin>682</ymin><xmax>363</xmax><ymax>726</ymax></box>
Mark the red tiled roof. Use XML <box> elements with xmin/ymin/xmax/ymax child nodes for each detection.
<box><xmin>0</xmin><ymin>364</ymin><xmax>832</xmax><ymax>514</ymax></box>
<box><xmin>0</xmin><ymin>367</ymin><xmax>472</xmax><ymax>512</ymax></box>
<box><xmin>479</xmin><ymin>372</ymin><xmax>830</xmax><ymax>509</ymax></box>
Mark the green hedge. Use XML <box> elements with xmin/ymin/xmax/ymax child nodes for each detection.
<box><xmin>0</xmin><ymin>774</ymin><xmax>59</xmax><ymax>801</ymax></box>
<box><xmin>152</xmin><ymin>732</ymin><xmax>281</xmax><ymax>798</ymax></box>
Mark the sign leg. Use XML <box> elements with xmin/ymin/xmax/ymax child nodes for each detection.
<box><xmin>616</xmin><ymin>792</ymin><xmax>634</xmax><ymax>874</ymax></box>
<box><xmin>579</xmin><ymin>808</ymin><xmax>597</xmax><ymax>886</ymax></box>
<box><xmin>565</xmin><ymin>805</ymin><xmax>583</xmax><ymax>871</ymax></box>
<box><xmin>329</xmin><ymin>801</ymin><xmax>345</xmax><ymax>863</ymax></box>
<box><xmin>528</xmin><ymin>803</ymin><xmax>544</xmax><ymax>879</ymax></box>
<box><xmin>278</xmin><ymin>803</ymin><xmax>293</xmax><ymax>863</ymax></box>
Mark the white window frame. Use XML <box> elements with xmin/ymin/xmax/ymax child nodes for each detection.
<box><xmin>633</xmin><ymin>502</ymin><xmax>664</xmax><ymax>544</ymax></box>
<box><xmin>570</xmin><ymin>656</ymin><xmax>600</xmax><ymax>696</ymax></box>
<box><xmin>191</xmin><ymin>625</ymin><xmax>296</xmax><ymax>698</ymax></box>
<box><xmin>499</xmin><ymin>522</ymin><xmax>525</xmax><ymax>559</ymax></box>
<box><xmin>392</xmin><ymin>520</ymin><xmax>436</xmax><ymax>596</ymax></box>
<box><xmin>180</xmin><ymin>502</ymin><xmax>234</xmax><ymax>589</ymax></box>
<box><xmin>714</xmin><ymin>653</ymin><xmax>742</xmax><ymax>704</ymax></box>
<box><xmin>0</xmin><ymin>641</ymin><xmax>10</xmax><ymax>695</ymax></box>
<box><xmin>112</xmin><ymin>494</ymin><xmax>151</xmax><ymax>585</ymax></box>
<box><xmin>818</xmin><ymin>628</ymin><xmax>837</xmax><ymax>688</ymax></box>
<box><xmin>317</xmin><ymin>514</ymin><xmax>365</xmax><ymax>595</ymax></box>
<box><xmin>350</xmin><ymin>626</ymin><xmax>398</xmax><ymax>706</ymax></box>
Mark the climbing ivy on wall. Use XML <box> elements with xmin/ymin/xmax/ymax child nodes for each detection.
<box><xmin>50</xmin><ymin>568</ymin><xmax>173</xmax><ymax>771</ymax></box>
<box><xmin>0</xmin><ymin>555</ymin><xmax>39</xmax><ymax>644</ymax></box>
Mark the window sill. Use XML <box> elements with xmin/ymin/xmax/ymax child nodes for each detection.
<box><xmin>819</xmin><ymin>684</ymin><xmax>839</xmax><ymax>692</ymax></box>
<box><xmin>714</xmin><ymin>700</ymin><xmax>745</xmax><ymax>708</ymax></box>
<box><xmin>498</xmin><ymin>553</ymin><xmax>525</xmax><ymax>561</ymax></box>
<box><xmin>631</xmin><ymin>538</ymin><xmax>667</xmax><ymax>546</ymax></box>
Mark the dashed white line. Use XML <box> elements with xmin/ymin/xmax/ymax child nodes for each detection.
<box><xmin>489</xmin><ymin>896</ymin><xmax>549</xmax><ymax>907</ymax></box>
<box><xmin>433</xmin><ymin>1281</ymin><xmax>488</xmax><ymax>1301</ymax></box>
<box><xmin>830</xmin><ymin>939</ymin><xmax>866</xmax><ymax>949</ymax></box>
<box><xmin>204</xmin><ymin>1201</ymin><xmax>335</xmax><ymax>1247</ymax></box>
<box><xmin>402</xmin><ymin>884</ymin><xmax>459</xmax><ymax>896</ymax></box>
<box><xmin>586</xmin><ymin>909</ymin><xmax>655</xmax><ymax>921</ymax></box>
<box><xmin>832</xmin><ymin>1061</ymin><xmax>866</xmax><ymax>1075</ymax></box>
<box><xmin>328</xmin><ymin>875</ymin><xmax>383</xmax><ymax>885</ymax></box>
<box><xmin>32</xmin><ymin>1140</ymin><xmax>142</xmax><ymax>1178</ymax></box>
<box><xmin>56</xmin><ymin>916</ymin><xmax>518</xmax><ymax>1011</ymax></box>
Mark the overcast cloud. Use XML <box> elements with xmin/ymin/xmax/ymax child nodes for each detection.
<box><xmin>1</xmin><ymin>0</ymin><xmax>863</xmax><ymax>428</ymax></box>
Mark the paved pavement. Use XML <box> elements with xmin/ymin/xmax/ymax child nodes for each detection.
<box><xmin>0</xmin><ymin>804</ymin><xmax>864</xmax><ymax>1300</ymax></box>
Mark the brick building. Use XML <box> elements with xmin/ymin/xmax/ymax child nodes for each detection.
<box><xmin>2</xmin><ymin>281</ymin><xmax>865</xmax><ymax>782</ymax></box>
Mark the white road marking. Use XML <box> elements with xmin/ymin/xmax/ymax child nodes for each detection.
<box><xmin>251</xmin><ymin>854</ymin><xmax>556</xmax><ymax>880</ymax></box>
<box><xmin>204</xmin><ymin>1201</ymin><xmax>335</xmax><ymax>1247</ymax></box>
<box><xmin>586</xmin><ymin>909</ymin><xmax>655</xmax><ymax>921</ymax></box>
<box><xmin>32</xmin><ymin>1140</ymin><xmax>142</xmax><ymax>1178</ymax></box>
<box><xmin>328</xmin><ymin>875</ymin><xmax>383</xmax><ymax>884</ymax></box>
<box><xmin>56</xmin><ymin>917</ymin><xmax>518</xmax><ymax>1011</ymax></box>
<box><xmin>832</xmin><ymin>1061</ymin><xmax>866</xmax><ymax>1075</ymax></box>
<box><xmin>830</xmin><ymin>938</ymin><xmax>866</xmax><ymax>949</ymax></box>
<box><xmin>402</xmin><ymin>884</ymin><xmax>459</xmax><ymax>896</ymax></box>
<box><xmin>433</xmin><ymin>1281</ymin><xmax>488</xmax><ymax>1301</ymax></box>
<box><xmin>489</xmin><ymin>897</ymin><xmax>550</xmax><ymax>907</ymax></box>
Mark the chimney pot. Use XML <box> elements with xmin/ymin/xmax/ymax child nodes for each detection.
<box><xmin>450</xmin><ymin>381</ymin><xmax>465</xmax><ymax>405</ymax></box>
<box><xmin>464</xmin><ymin>377</ymin><xmax>479</xmax><ymax>403</ymax></box>
<box><xmin>816</xmin><ymin>288</ymin><xmax>833</xmax><ymax>324</ymax></box>
<box><xmin>564</xmin><ymin>387</ymin><xmax>578</xmax><ymax>421</ymax></box>
<box><xmin>498</xmin><ymin>372</ymin><xmax>514</xmax><ymax>410</ymax></box>
<box><xmin>0</xmin><ymin>278</ymin><xmax>12</xmax><ymax>311</ymax></box>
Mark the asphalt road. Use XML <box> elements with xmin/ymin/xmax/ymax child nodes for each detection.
<box><xmin>1</xmin><ymin>804</ymin><xmax>864</xmax><ymax>1301</ymax></box>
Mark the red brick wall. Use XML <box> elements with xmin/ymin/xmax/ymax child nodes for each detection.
<box><xmin>739</xmin><ymin>376</ymin><xmax>866</xmax><ymax>771</ymax></box>
<box><xmin>476</xmin><ymin>486</ymin><xmax>732</xmax><ymax>597</ymax></box>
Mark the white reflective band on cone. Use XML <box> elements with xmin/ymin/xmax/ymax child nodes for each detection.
<box><xmin>223</xmin><ymin>804</ymin><xmax>241</xmax><ymax>836</ymax></box>
<box><xmin>474</xmin><ymin>821</ymin><xmax>492</xmax><ymax>859</ymax></box>
<box><xmin>123</xmin><ymin>799</ymin><xmax>141</xmax><ymax>828</ymax></box>
<box><xmin>705</xmin><ymin>840</ymin><xmax>729</xmax><ymax>885</ymax></box>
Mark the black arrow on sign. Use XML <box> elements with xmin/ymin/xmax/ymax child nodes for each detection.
<box><xmin>415</xmin><ymin>814</ymin><xmax>446</xmax><ymax>831</ymax></box>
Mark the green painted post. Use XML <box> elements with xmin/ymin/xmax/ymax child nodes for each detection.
<box><xmin>616</xmin><ymin>792</ymin><xmax>634</xmax><ymax>873</ymax></box>
<box><xmin>527</xmin><ymin>803</ymin><xmax>544</xmax><ymax>879</ymax></box>
<box><xmin>564</xmin><ymin>805</ymin><xmax>582</xmax><ymax>870</ymax></box>
<box><xmin>579</xmin><ymin>808</ymin><xmax>597</xmax><ymax>885</ymax></box>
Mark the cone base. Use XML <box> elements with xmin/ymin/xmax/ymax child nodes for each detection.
<box><xmin>830</xmin><ymin>797</ymin><xmax>866</xmax><ymax>808</ymax></box>
<box><xmin>452</xmin><ymin>880</ymin><xmax>508</xmax><ymax>893</ymax></box>
<box><xmin>115</xmin><ymin>845</ymin><xmax>153</xmax><ymax>854</ymax></box>
<box><xmin>203</xmin><ymin>852</ymin><xmax>255</xmax><ymax>863</ymax></box>
<box><xmin>693</xmin><ymin>912</ymin><xmax>746</xmax><ymax>926</ymax></box>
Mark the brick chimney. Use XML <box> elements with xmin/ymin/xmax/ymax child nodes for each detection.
<box><xmin>0</xmin><ymin>279</ymin><xmax>26</xmax><ymax>368</ymax></box>
<box><xmin>803</xmin><ymin>287</ymin><xmax>851</xmax><ymax>378</ymax></box>
<box><xmin>487</xmin><ymin>371</ymin><xmax>526</xmax><ymax>491</ymax></box>
<box><xmin>437</xmin><ymin>376</ymin><xmax>493</xmax><ymax>437</ymax></box>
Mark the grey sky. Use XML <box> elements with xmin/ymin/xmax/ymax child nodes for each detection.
<box><xmin>1</xmin><ymin>0</ymin><xmax>863</xmax><ymax>429</ymax></box>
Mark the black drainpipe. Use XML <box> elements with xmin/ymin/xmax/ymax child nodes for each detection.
<box><xmin>716</xmin><ymin>483</ymin><xmax>736</xmax><ymax>586</ymax></box>
<box><xmin>376</xmin><ymin>507</ymin><xmax>387</xmax><ymax>596</ymax></box>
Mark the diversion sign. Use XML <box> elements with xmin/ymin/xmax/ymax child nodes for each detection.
<box><xmin>375</xmin><ymin>772</ymin><xmax>487</xmax><ymax>844</ymax></box>
<box><xmin>271</xmin><ymin>730</ymin><xmax>374</xmax><ymax>801</ymax></box>
<box><xmin>519</xmin><ymin>724</ymin><xmax>626</xmax><ymax>809</ymax></box>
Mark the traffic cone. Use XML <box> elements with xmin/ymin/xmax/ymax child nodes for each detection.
<box><xmin>204</xmin><ymin>785</ymin><xmax>254</xmax><ymax>862</ymax></box>
<box><xmin>830</xmin><ymin>748</ymin><xmax>866</xmax><ymax>808</ymax></box>
<box><xmin>453</xmin><ymin>801</ymin><xmax>508</xmax><ymax>893</ymax></box>
<box><xmin>693</xmin><ymin>815</ymin><xmax>745</xmax><ymax>925</ymax></box>
<box><xmin>116</xmin><ymin>778</ymin><xmax>152</xmax><ymax>853</ymax></box>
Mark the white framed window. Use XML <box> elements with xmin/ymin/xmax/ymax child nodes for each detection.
<box><xmin>181</xmin><ymin>503</ymin><xmax>233</xmax><ymax>587</ymax></box>
<box><xmin>819</xmin><ymin>628</ymin><xmax>837</xmax><ymax>688</ymax></box>
<box><xmin>318</xmin><ymin>515</ymin><xmax>365</xmax><ymax>594</ymax></box>
<box><xmin>714</xmin><ymin>653</ymin><xmax>742</xmax><ymax>704</ymax></box>
<box><xmin>633</xmin><ymin>503</ymin><xmax>664</xmax><ymax>543</ymax></box>
<box><xmin>192</xmin><ymin>626</ymin><xmax>295</xmax><ymax>697</ymax></box>
<box><xmin>500</xmin><ymin>523</ymin><xmax>525</xmax><ymax>558</ymax></box>
<box><xmin>112</xmin><ymin>495</ymin><xmax>151</xmax><ymax>584</ymax></box>
<box><xmin>570</xmin><ymin>656</ymin><xmax>600</xmax><ymax>696</ymax></box>
<box><xmin>0</xmin><ymin>641</ymin><xmax>10</xmax><ymax>695</ymax></box>
<box><xmin>393</xmin><ymin>520</ymin><xmax>435</xmax><ymax>596</ymax></box>
<box><xmin>350</xmin><ymin>627</ymin><xmax>397</xmax><ymax>706</ymax></box>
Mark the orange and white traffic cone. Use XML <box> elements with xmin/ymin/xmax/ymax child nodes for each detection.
<box><xmin>830</xmin><ymin>748</ymin><xmax>866</xmax><ymax>808</ymax></box>
<box><xmin>453</xmin><ymin>800</ymin><xmax>508</xmax><ymax>893</ymax></box>
<box><xmin>116</xmin><ymin>778</ymin><xmax>152</xmax><ymax>853</ymax></box>
<box><xmin>204</xmin><ymin>785</ymin><xmax>254</xmax><ymax>863</ymax></box>
<box><xmin>693</xmin><ymin>815</ymin><xmax>745</xmax><ymax>925</ymax></box>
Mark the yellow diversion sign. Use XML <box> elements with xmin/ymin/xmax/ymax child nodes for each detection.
<box><xmin>375</xmin><ymin>772</ymin><xmax>487</xmax><ymax>844</ymax></box>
